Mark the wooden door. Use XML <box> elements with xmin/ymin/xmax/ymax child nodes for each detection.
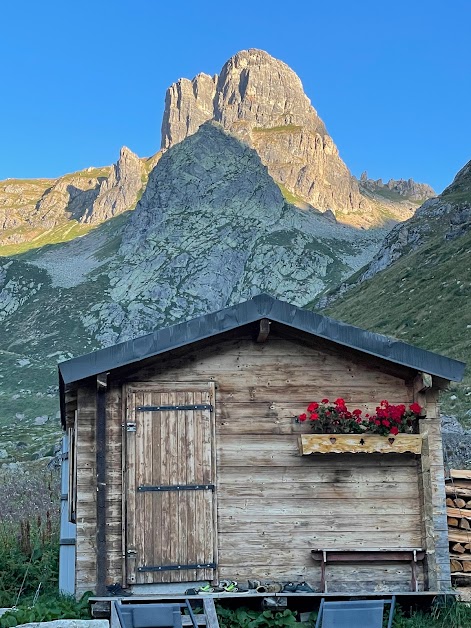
<box><xmin>124</xmin><ymin>382</ymin><xmax>217</xmax><ymax>584</ymax></box>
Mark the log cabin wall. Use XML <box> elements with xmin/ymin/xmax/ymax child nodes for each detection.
<box><xmin>75</xmin><ymin>380</ymin><xmax>98</xmax><ymax>594</ymax></box>
<box><xmin>72</xmin><ymin>326</ymin><xmax>440</xmax><ymax>595</ymax></box>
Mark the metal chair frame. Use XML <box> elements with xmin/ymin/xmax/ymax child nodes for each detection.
<box><xmin>315</xmin><ymin>595</ymin><xmax>396</xmax><ymax>628</ymax></box>
<box><xmin>115</xmin><ymin>599</ymin><xmax>198</xmax><ymax>628</ymax></box>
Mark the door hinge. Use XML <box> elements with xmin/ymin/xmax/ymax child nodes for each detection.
<box><xmin>137</xmin><ymin>404</ymin><xmax>213</xmax><ymax>412</ymax></box>
<box><xmin>138</xmin><ymin>562</ymin><xmax>216</xmax><ymax>572</ymax></box>
<box><xmin>138</xmin><ymin>484</ymin><xmax>215</xmax><ymax>492</ymax></box>
<box><xmin>126</xmin><ymin>422</ymin><xmax>136</xmax><ymax>432</ymax></box>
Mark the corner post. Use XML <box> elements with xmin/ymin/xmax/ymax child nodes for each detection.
<box><xmin>417</xmin><ymin>377</ymin><xmax>451</xmax><ymax>591</ymax></box>
<box><xmin>96</xmin><ymin>372</ymin><xmax>108</xmax><ymax>596</ymax></box>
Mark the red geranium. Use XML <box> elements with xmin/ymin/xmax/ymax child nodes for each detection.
<box><xmin>298</xmin><ymin>398</ymin><xmax>420</xmax><ymax>436</ymax></box>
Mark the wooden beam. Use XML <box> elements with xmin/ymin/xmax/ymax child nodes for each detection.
<box><xmin>96</xmin><ymin>372</ymin><xmax>108</xmax><ymax>596</ymax></box>
<box><xmin>65</xmin><ymin>391</ymin><xmax>78</xmax><ymax>404</ymax></box>
<box><xmin>203</xmin><ymin>597</ymin><xmax>220</xmax><ymax>628</ymax></box>
<box><xmin>413</xmin><ymin>373</ymin><xmax>431</xmax><ymax>417</ymax></box>
<box><xmin>413</xmin><ymin>372</ymin><xmax>433</xmax><ymax>393</ymax></box>
<box><xmin>256</xmin><ymin>318</ymin><xmax>271</xmax><ymax>343</ymax></box>
<box><xmin>419</xmin><ymin>416</ymin><xmax>451</xmax><ymax>590</ymax></box>
<box><xmin>451</xmin><ymin>470</ymin><xmax>471</xmax><ymax>481</ymax></box>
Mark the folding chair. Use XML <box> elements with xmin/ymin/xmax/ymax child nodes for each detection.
<box><xmin>114</xmin><ymin>600</ymin><xmax>187</xmax><ymax>628</ymax></box>
<box><xmin>315</xmin><ymin>596</ymin><xmax>396</xmax><ymax>628</ymax></box>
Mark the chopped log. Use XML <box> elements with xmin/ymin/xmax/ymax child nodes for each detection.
<box><xmin>466</xmin><ymin>501</ymin><xmax>471</xmax><ymax>509</ymax></box>
<box><xmin>465</xmin><ymin>544</ymin><xmax>471</xmax><ymax>550</ymax></box>
<box><xmin>451</xmin><ymin>470</ymin><xmax>471</xmax><ymax>481</ymax></box>
<box><xmin>446</xmin><ymin>485</ymin><xmax>471</xmax><ymax>498</ymax></box>
<box><xmin>451</xmin><ymin>559</ymin><xmax>464</xmax><ymax>572</ymax></box>
<box><xmin>450</xmin><ymin>530</ymin><xmax>471</xmax><ymax>544</ymax></box>
<box><xmin>451</xmin><ymin>542</ymin><xmax>466</xmax><ymax>553</ymax></box>
<box><xmin>448</xmin><ymin>481</ymin><xmax>471</xmax><ymax>490</ymax></box>
<box><xmin>455</xmin><ymin>498</ymin><xmax>467</xmax><ymax>509</ymax></box>
<box><xmin>464</xmin><ymin>562</ymin><xmax>471</xmax><ymax>573</ymax></box>
<box><xmin>447</xmin><ymin>498</ymin><xmax>456</xmax><ymax>507</ymax></box>
<box><xmin>451</xmin><ymin>573</ymin><xmax>471</xmax><ymax>581</ymax></box>
<box><xmin>448</xmin><ymin>517</ymin><xmax>459</xmax><ymax>527</ymax></box>
<box><xmin>447</xmin><ymin>507</ymin><xmax>471</xmax><ymax>520</ymax></box>
<box><xmin>461</xmin><ymin>518</ymin><xmax>471</xmax><ymax>530</ymax></box>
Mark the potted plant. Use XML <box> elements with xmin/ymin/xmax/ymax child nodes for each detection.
<box><xmin>297</xmin><ymin>398</ymin><xmax>423</xmax><ymax>455</ymax></box>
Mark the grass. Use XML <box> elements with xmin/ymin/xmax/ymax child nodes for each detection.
<box><xmin>0</xmin><ymin>221</ymin><xmax>96</xmax><ymax>257</ymax></box>
<box><xmin>253</xmin><ymin>124</ymin><xmax>302</xmax><ymax>133</ymax></box>
<box><xmin>0</xmin><ymin>467</ymin><xmax>60</xmax><ymax>607</ymax></box>
<box><xmin>142</xmin><ymin>151</ymin><xmax>162</xmax><ymax>174</ymax></box>
<box><xmin>0</xmin><ymin>594</ymin><xmax>92</xmax><ymax>627</ymax></box>
<box><xmin>277</xmin><ymin>182</ymin><xmax>306</xmax><ymax>206</ymax></box>
<box><xmin>323</xmin><ymin>227</ymin><xmax>471</xmax><ymax>423</ymax></box>
<box><xmin>61</xmin><ymin>166</ymin><xmax>111</xmax><ymax>180</ymax></box>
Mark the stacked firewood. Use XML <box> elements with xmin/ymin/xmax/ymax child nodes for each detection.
<box><xmin>446</xmin><ymin>470</ymin><xmax>471</xmax><ymax>576</ymax></box>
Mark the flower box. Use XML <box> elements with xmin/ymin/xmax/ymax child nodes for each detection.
<box><xmin>298</xmin><ymin>433</ymin><xmax>422</xmax><ymax>455</ymax></box>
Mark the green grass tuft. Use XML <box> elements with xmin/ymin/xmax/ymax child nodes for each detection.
<box><xmin>252</xmin><ymin>124</ymin><xmax>302</xmax><ymax>134</ymax></box>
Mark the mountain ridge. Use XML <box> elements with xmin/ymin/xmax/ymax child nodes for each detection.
<box><xmin>161</xmin><ymin>49</ymin><xmax>390</xmax><ymax>225</ymax></box>
<box><xmin>322</xmin><ymin>159</ymin><xmax>471</xmax><ymax>427</ymax></box>
<box><xmin>0</xmin><ymin>121</ymin><xmax>388</xmax><ymax>463</ymax></box>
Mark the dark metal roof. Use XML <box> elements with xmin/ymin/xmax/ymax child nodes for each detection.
<box><xmin>59</xmin><ymin>293</ymin><xmax>465</xmax><ymax>388</ymax></box>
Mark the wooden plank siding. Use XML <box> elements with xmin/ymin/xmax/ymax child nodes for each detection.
<box><xmin>75</xmin><ymin>381</ymin><xmax>98</xmax><ymax>595</ymax></box>
<box><xmin>76</xmin><ymin>330</ymin><xmax>430</xmax><ymax>594</ymax></box>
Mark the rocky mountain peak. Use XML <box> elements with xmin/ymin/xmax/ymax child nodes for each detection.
<box><xmin>80</xmin><ymin>146</ymin><xmax>144</xmax><ymax>224</ymax></box>
<box><xmin>359</xmin><ymin>171</ymin><xmax>436</xmax><ymax>203</ymax></box>
<box><xmin>441</xmin><ymin>159</ymin><xmax>471</xmax><ymax>200</ymax></box>
<box><xmin>161</xmin><ymin>49</ymin><xmax>369</xmax><ymax>221</ymax></box>
<box><xmin>213</xmin><ymin>48</ymin><xmax>326</xmax><ymax>140</ymax></box>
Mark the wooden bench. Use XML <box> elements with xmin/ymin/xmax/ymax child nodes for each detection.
<box><xmin>311</xmin><ymin>549</ymin><xmax>425</xmax><ymax>593</ymax></box>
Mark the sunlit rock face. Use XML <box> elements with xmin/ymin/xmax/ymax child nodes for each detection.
<box><xmin>161</xmin><ymin>48</ymin><xmax>369</xmax><ymax>220</ymax></box>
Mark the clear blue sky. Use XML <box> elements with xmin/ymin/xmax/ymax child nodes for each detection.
<box><xmin>1</xmin><ymin>0</ymin><xmax>470</xmax><ymax>193</ymax></box>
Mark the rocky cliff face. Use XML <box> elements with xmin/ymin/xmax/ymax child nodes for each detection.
<box><xmin>161</xmin><ymin>49</ymin><xmax>371</xmax><ymax>222</ymax></box>
<box><xmin>0</xmin><ymin>147</ymin><xmax>148</xmax><ymax>247</ymax></box>
<box><xmin>320</xmin><ymin>159</ymin><xmax>471</xmax><ymax>305</ymax></box>
<box><xmin>359</xmin><ymin>172</ymin><xmax>436</xmax><ymax>202</ymax></box>
<box><xmin>358</xmin><ymin>160</ymin><xmax>470</xmax><ymax>281</ymax></box>
<box><xmin>81</xmin><ymin>147</ymin><xmax>144</xmax><ymax>224</ymax></box>
<box><xmin>34</xmin><ymin>173</ymin><xmax>103</xmax><ymax>227</ymax></box>
<box><xmin>0</xmin><ymin>179</ymin><xmax>54</xmax><ymax>236</ymax></box>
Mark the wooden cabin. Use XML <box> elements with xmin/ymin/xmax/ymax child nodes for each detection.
<box><xmin>58</xmin><ymin>294</ymin><xmax>465</xmax><ymax>598</ymax></box>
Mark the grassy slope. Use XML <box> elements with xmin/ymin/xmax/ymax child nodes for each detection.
<box><xmin>0</xmin><ymin>214</ymin><xmax>130</xmax><ymax>460</ymax></box>
<box><xmin>323</xmin><ymin>228</ymin><xmax>471</xmax><ymax>422</ymax></box>
<box><xmin>0</xmin><ymin>222</ymin><xmax>95</xmax><ymax>256</ymax></box>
